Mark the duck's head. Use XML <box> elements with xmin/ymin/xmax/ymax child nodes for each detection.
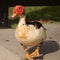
<box><xmin>12</xmin><ymin>5</ymin><xmax>25</xmax><ymax>18</ymax></box>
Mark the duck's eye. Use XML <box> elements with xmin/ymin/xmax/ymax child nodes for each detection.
<box><xmin>19</xmin><ymin>8</ymin><xmax>20</xmax><ymax>9</ymax></box>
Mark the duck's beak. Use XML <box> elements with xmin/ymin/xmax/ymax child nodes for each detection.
<box><xmin>11</xmin><ymin>13</ymin><xmax>17</xmax><ymax>19</ymax></box>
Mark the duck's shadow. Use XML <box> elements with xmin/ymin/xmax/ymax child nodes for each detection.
<box><xmin>28</xmin><ymin>40</ymin><xmax>59</xmax><ymax>60</ymax></box>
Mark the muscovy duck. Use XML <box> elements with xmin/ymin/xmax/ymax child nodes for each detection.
<box><xmin>11</xmin><ymin>5</ymin><xmax>46</xmax><ymax>60</ymax></box>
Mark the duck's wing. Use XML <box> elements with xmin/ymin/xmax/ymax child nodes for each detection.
<box><xmin>26</xmin><ymin>21</ymin><xmax>43</xmax><ymax>29</ymax></box>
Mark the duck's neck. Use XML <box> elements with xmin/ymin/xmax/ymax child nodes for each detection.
<box><xmin>18</xmin><ymin>15</ymin><xmax>26</xmax><ymax>27</ymax></box>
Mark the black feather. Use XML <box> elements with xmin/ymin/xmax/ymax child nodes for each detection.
<box><xmin>26</xmin><ymin>21</ymin><xmax>43</xmax><ymax>29</ymax></box>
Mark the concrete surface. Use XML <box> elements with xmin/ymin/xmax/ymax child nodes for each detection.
<box><xmin>0</xmin><ymin>23</ymin><xmax>60</xmax><ymax>60</ymax></box>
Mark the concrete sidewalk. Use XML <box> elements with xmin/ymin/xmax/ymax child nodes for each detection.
<box><xmin>0</xmin><ymin>23</ymin><xmax>60</xmax><ymax>60</ymax></box>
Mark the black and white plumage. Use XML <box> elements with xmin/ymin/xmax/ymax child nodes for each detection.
<box><xmin>26</xmin><ymin>21</ymin><xmax>43</xmax><ymax>29</ymax></box>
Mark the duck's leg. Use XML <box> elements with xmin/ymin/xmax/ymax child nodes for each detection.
<box><xmin>30</xmin><ymin>42</ymin><xmax>43</xmax><ymax>58</ymax></box>
<box><xmin>23</xmin><ymin>46</ymin><xmax>33</xmax><ymax>60</ymax></box>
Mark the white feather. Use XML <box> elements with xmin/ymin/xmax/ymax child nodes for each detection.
<box><xmin>15</xmin><ymin>16</ymin><xmax>46</xmax><ymax>46</ymax></box>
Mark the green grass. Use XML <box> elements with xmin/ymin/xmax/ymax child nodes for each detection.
<box><xmin>8</xmin><ymin>6</ymin><xmax>60</xmax><ymax>28</ymax></box>
<box><xmin>8</xmin><ymin>6</ymin><xmax>47</xmax><ymax>18</ymax></box>
<box><xmin>9</xmin><ymin>6</ymin><xmax>60</xmax><ymax>21</ymax></box>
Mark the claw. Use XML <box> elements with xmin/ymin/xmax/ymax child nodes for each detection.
<box><xmin>23</xmin><ymin>43</ymin><xmax>43</xmax><ymax>60</ymax></box>
<box><xmin>23</xmin><ymin>46</ymin><xmax>33</xmax><ymax>60</ymax></box>
<box><xmin>30</xmin><ymin>47</ymin><xmax>40</xmax><ymax>58</ymax></box>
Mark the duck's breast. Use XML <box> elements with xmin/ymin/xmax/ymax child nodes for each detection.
<box><xmin>15</xmin><ymin>25</ymin><xmax>46</xmax><ymax>46</ymax></box>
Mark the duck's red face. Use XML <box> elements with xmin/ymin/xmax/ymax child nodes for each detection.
<box><xmin>12</xmin><ymin>5</ymin><xmax>24</xmax><ymax>18</ymax></box>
